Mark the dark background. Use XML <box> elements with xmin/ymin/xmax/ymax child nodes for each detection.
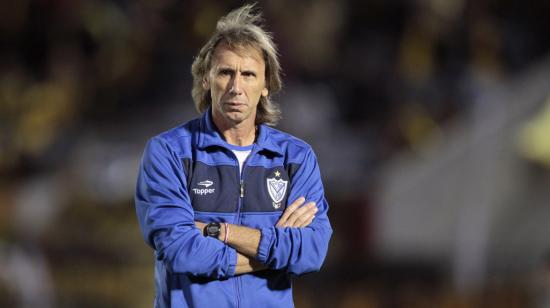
<box><xmin>2</xmin><ymin>0</ymin><xmax>550</xmax><ymax>307</ymax></box>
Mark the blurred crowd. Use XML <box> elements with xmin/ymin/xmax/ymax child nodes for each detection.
<box><xmin>1</xmin><ymin>0</ymin><xmax>550</xmax><ymax>307</ymax></box>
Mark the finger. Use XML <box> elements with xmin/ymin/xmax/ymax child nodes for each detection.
<box><xmin>298</xmin><ymin>214</ymin><xmax>315</xmax><ymax>228</ymax></box>
<box><xmin>276</xmin><ymin>201</ymin><xmax>300</xmax><ymax>227</ymax></box>
<box><xmin>277</xmin><ymin>200</ymin><xmax>300</xmax><ymax>227</ymax></box>
<box><xmin>287</xmin><ymin>205</ymin><xmax>316</xmax><ymax>227</ymax></box>
<box><xmin>297</xmin><ymin>208</ymin><xmax>318</xmax><ymax>227</ymax></box>
<box><xmin>293</xmin><ymin>206</ymin><xmax>318</xmax><ymax>228</ymax></box>
<box><xmin>276</xmin><ymin>197</ymin><xmax>305</xmax><ymax>227</ymax></box>
<box><xmin>285</xmin><ymin>202</ymin><xmax>316</xmax><ymax>227</ymax></box>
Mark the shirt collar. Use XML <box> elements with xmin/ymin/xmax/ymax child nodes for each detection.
<box><xmin>198</xmin><ymin>108</ymin><xmax>283</xmax><ymax>156</ymax></box>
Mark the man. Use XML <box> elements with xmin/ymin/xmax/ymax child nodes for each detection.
<box><xmin>135</xmin><ymin>4</ymin><xmax>332</xmax><ymax>307</ymax></box>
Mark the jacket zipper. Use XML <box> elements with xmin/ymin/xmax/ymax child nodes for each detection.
<box><xmin>234</xmin><ymin>157</ymin><xmax>242</xmax><ymax>308</ymax></box>
<box><xmin>233</xmin><ymin>146</ymin><xmax>256</xmax><ymax>308</ymax></box>
<box><xmin>234</xmin><ymin>146</ymin><xmax>255</xmax><ymax>224</ymax></box>
<box><xmin>233</xmin><ymin>148</ymin><xmax>251</xmax><ymax>308</ymax></box>
<box><xmin>236</xmin><ymin>166</ymin><xmax>245</xmax><ymax>224</ymax></box>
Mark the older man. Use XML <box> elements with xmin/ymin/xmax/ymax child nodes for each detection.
<box><xmin>135</xmin><ymin>4</ymin><xmax>332</xmax><ymax>307</ymax></box>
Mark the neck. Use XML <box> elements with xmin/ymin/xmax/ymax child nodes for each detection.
<box><xmin>221</xmin><ymin>124</ymin><xmax>256</xmax><ymax>146</ymax></box>
<box><xmin>212</xmin><ymin>115</ymin><xmax>257</xmax><ymax>147</ymax></box>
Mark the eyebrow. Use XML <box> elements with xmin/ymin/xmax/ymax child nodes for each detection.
<box><xmin>216</xmin><ymin>66</ymin><xmax>257</xmax><ymax>74</ymax></box>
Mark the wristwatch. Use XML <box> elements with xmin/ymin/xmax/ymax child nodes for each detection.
<box><xmin>205</xmin><ymin>222</ymin><xmax>221</xmax><ymax>238</ymax></box>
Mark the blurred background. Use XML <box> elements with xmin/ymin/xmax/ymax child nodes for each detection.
<box><xmin>1</xmin><ymin>0</ymin><xmax>550</xmax><ymax>307</ymax></box>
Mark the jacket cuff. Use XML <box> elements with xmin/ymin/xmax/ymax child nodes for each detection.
<box><xmin>226</xmin><ymin>246</ymin><xmax>238</xmax><ymax>277</ymax></box>
<box><xmin>257</xmin><ymin>227</ymin><xmax>274</xmax><ymax>264</ymax></box>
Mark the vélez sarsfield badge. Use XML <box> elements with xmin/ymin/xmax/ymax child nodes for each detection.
<box><xmin>267</xmin><ymin>171</ymin><xmax>287</xmax><ymax>209</ymax></box>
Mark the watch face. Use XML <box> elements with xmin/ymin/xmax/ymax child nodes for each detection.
<box><xmin>206</xmin><ymin>222</ymin><xmax>221</xmax><ymax>237</ymax></box>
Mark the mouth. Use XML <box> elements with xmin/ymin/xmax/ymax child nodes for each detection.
<box><xmin>223</xmin><ymin>101</ymin><xmax>247</xmax><ymax>111</ymax></box>
<box><xmin>225</xmin><ymin>101</ymin><xmax>246</xmax><ymax>106</ymax></box>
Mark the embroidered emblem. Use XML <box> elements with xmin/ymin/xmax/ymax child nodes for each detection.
<box><xmin>267</xmin><ymin>171</ymin><xmax>287</xmax><ymax>209</ymax></box>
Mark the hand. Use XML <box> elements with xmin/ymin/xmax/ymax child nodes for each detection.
<box><xmin>276</xmin><ymin>197</ymin><xmax>317</xmax><ymax>228</ymax></box>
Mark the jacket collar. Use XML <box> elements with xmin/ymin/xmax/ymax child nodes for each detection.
<box><xmin>198</xmin><ymin>108</ymin><xmax>283</xmax><ymax>155</ymax></box>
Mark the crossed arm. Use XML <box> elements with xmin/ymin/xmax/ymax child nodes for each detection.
<box><xmin>195</xmin><ymin>197</ymin><xmax>317</xmax><ymax>274</ymax></box>
<box><xmin>137</xmin><ymin>138</ymin><xmax>332</xmax><ymax>278</ymax></box>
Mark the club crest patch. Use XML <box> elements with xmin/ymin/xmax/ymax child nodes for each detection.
<box><xmin>267</xmin><ymin>176</ymin><xmax>287</xmax><ymax>209</ymax></box>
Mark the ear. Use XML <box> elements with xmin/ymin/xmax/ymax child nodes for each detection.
<box><xmin>261</xmin><ymin>88</ymin><xmax>269</xmax><ymax>97</ymax></box>
<box><xmin>202</xmin><ymin>77</ymin><xmax>210</xmax><ymax>90</ymax></box>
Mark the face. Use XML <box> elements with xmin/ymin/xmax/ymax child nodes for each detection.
<box><xmin>204</xmin><ymin>42</ymin><xmax>269</xmax><ymax>128</ymax></box>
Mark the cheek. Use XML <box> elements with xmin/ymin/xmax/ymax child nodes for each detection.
<box><xmin>211</xmin><ymin>81</ymin><xmax>227</xmax><ymax>99</ymax></box>
<box><xmin>253</xmin><ymin>85</ymin><xmax>266</xmax><ymax>99</ymax></box>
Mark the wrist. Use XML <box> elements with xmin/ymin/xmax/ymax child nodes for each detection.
<box><xmin>204</xmin><ymin>222</ymin><xmax>228</xmax><ymax>242</ymax></box>
<box><xmin>221</xmin><ymin>222</ymin><xmax>229</xmax><ymax>243</ymax></box>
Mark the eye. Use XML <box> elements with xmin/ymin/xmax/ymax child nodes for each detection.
<box><xmin>242</xmin><ymin>71</ymin><xmax>256</xmax><ymax>78</ymax></box>
<box><xmin>219</xmin><ymin>69</ymin><xmax>232</xmax><ymax>76</ymax></box>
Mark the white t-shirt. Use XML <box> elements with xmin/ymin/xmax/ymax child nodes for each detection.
<box><xmin>230</xmin><ymin>144</ymin><xmax>253</xmax><ymax>175</ymax></box>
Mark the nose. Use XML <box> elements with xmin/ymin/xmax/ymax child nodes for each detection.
<box><xmin>229</xmin><ymin>74</ymin><xmax>242</xmax><ymax>95</ymax></box>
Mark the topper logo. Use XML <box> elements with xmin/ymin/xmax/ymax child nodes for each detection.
<box><xmin>193</xmin><ymin>180</ymin><xmax>215</xmax><ymax>195</ymax></box>
<box><xmin>192</xmin><ymin>188</ymin><xmax>215</xmax><ymax>195</ymax></box>
<box><xmin>198</xmin><ymin>180</ymin><xmax>213</xmax><ymax>188</ymax></box>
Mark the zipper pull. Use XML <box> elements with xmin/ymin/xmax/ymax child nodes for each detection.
<box><xmin>240</xmin><ymin>180</ymin><xmax>244</xmax><ymax>198</ymax></box>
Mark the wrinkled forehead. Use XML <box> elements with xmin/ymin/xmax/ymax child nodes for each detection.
<box><xmin>211</xmin><ymin>41</ymin><xmax>265</xmax><ymax>66</ymax></box>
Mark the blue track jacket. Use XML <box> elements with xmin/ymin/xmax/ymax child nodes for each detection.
<box><xmin>135</xmin><ymin>110</ymin><xmax>332</xmax><ymax>307</ymax></box>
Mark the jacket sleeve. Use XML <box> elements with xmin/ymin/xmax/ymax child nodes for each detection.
<box><xmin>134</xmin><ymin>137</ymin><xmax>237</xmax><ymax>279</ymax></box>
<box><xmin>256</xmin><ymin>148</ymin><xmax>333</xmax><ymax>275</ymax></box>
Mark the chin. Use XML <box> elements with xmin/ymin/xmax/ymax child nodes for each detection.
<box><xmin>223</xmin><ymin>112</ymin><xmax>247</xmax><ymax>123</ymax></box>
<box><xmin>214</xmin><ymin>106</ymin><xmax>254</xmax><ymax>126</ymax></box>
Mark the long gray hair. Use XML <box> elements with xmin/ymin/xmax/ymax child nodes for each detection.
<box><xmin>191</xmin><ymin>3</ymin><xmax>282</xmax><ymax>126</ymax></box>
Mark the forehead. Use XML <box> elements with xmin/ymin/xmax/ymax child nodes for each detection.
<box><xmin>211</xmin><ymin>42</ymin><xmax>265</xmax><ymax>69</ymax></box>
